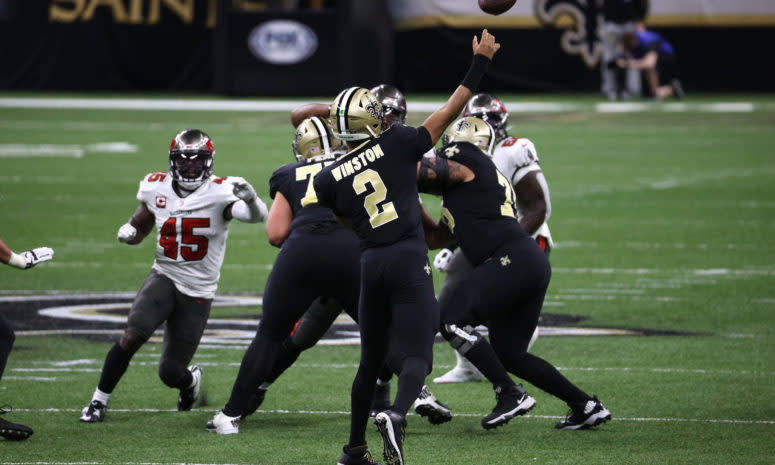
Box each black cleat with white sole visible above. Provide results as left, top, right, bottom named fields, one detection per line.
left=413, top=385, right=452, bottom=425
left=555, top=396, right=611, bottom=430
left=374, top=410, right=406, bottom=465
left=481, top=384, right=536, bottom=430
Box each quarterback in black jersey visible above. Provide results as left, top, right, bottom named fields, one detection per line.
left=205, top=117, right=362, bottom=434
left=308, top=29, right=501, bottom=465
left=418, top=117, right=612, bottom=432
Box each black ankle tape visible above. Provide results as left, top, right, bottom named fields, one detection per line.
left=460, top=54, right=491, bottom=91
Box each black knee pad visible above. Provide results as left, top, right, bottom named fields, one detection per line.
left=441, top=324, right=482, bottom=356
left=158, top=359, right=185, bottom=388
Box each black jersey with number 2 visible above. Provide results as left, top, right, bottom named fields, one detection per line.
left=437, top=141, right=529, bottom=265
left=311, top=125, right=433, bottom=250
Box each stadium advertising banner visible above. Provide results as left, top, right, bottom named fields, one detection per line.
left=0, top=0, right=215, bottom=91
left=389, top=0, right=775, bottom=92
left=213, top=3, right=344, bottom=95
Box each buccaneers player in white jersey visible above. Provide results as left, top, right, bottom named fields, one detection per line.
left=433, top=94, right=553, bottom=385
left=79, top=129, right=268, bottom=423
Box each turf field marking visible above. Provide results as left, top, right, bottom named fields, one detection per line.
left=2, top=376, right=57, bottom=381
left=0, top=142, right=138, bottom=158
left=10, top=408, right=775, bottom=425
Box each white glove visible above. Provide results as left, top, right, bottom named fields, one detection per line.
left=232, top=180, right=257, bottom=202
left=433, top=248, right=454, bottom=272
left=117, top=223, right=137, bottom=243
left=9, top=247, right=54, bottom=269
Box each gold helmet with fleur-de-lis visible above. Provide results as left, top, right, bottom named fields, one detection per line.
left=292, top=116, right=345, bottom=162
left=442, top=116, right=496, bottom=156
left=330, top=87, right=383, bottom=141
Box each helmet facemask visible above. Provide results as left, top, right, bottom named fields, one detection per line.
left=169, top=129, right=215, bottom=191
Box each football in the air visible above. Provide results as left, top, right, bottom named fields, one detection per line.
left=478, top=0, right=517, bottom=15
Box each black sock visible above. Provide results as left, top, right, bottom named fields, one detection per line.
left=464, top=340, right=515, bottom=389
left=97, top=343, right=134, bottom=393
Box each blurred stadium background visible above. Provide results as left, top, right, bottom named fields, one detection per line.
left=1, top=1, right=774, bottom=464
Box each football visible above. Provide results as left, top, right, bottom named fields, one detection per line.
left=478, top=0, right=517, bottom=15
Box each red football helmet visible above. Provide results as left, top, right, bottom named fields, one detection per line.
left=463, top=94, right=509, bottom=141
left=169, top=129, right=215, bottom=191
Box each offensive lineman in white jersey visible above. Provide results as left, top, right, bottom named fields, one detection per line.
left=433, top=94, right=553, bottom=384
left=80, top=129, right=268, bottom=423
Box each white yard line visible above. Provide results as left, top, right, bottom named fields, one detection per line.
left=11, top=362, right=773, bottom=377
left=9, top=407, right=775, bottom=425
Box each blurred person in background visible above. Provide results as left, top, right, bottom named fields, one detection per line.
left=0, top=237, right=54, bottom=439
left=617, top=22, right=684, bottom=100
left=601, top=0, right=649, bottom=100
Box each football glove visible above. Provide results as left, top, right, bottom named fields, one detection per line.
left=433, top=248, right=454, bottom=273
left=8, top=247, right=55, bottom=269
left=232, top=180, right=257, bottom=202
left=117, top=223, right=137, bottom=243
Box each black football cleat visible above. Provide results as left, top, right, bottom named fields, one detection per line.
left=413, top=385, right=452, bottom=425
left=0, top=409, right=33, bottom=440
left=79, top=400, right=106, bottom=423
left=178, top=365, right=201, bottom=411
left=374, top=410, right=406, bottom=465
left=481, top=384, right=536, bottom=430
left=337, top=444, right=383, bottom=465
left=555, top=396, right=611, bottom=430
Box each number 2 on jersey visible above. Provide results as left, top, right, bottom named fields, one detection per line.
left=353, top=169, right=398, bottom=228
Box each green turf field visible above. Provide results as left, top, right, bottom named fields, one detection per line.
left=1, top=95, right=774, bottom=464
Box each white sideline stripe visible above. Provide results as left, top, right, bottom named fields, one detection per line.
left=3, top=376, right=57, bottom=381
left=0, top=97, right=761, bottom=114
left=11, top=408, right=775, bottom=425
left=3, top=463, right=254, bottom=465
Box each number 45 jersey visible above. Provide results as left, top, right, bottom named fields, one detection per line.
left=137, top=172, right=242, bottom=299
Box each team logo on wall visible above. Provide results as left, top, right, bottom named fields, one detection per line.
left=248, top=20, right=318, bottom=65
left=535, top=0, right=603, bottom=68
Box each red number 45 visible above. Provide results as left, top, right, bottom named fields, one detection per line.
left=158, top=218, right=210, bottom=260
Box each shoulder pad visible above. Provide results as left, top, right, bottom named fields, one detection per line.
left=495, top=137, right=539, bottom=167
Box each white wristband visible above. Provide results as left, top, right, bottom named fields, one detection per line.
left=8, top=252, right=26, bottom=269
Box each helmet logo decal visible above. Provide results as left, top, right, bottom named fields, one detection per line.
left=364, top=100, right=381, bottom=121
left=455, top=119, right=471, bottom=131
